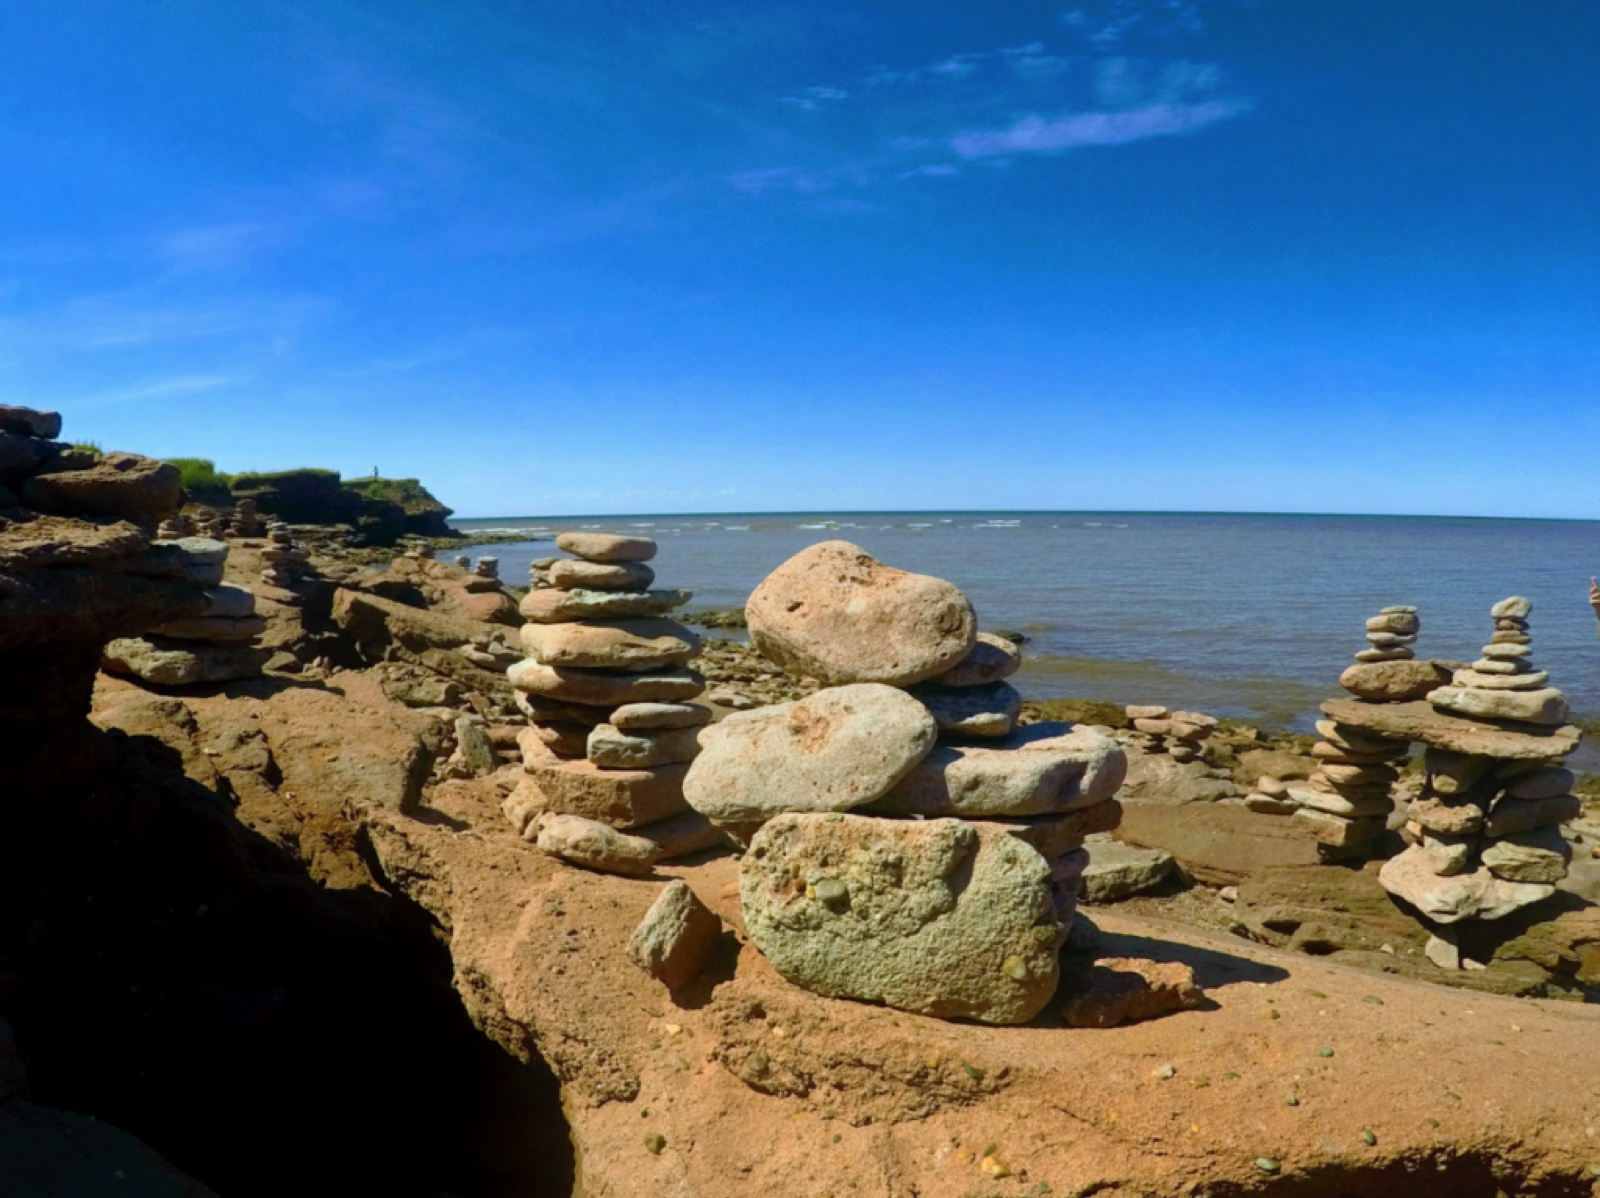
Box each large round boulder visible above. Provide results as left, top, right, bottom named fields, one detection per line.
left=744, top=541, right=975, bottom=686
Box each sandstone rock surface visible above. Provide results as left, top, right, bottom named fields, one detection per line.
left=1058, top=957, right=1205, bottom=1028
left=931, top=632, right=1021, bottom=687
left=1339, top=659, right=1451, bottom=701
left=740, top=813, right=1060, bottom=1023
left=745, top=541, right=975, bottom=686
left=1380, top=845, right=1555, bottom=923
left=534, top=812, right=660, bottom=876
left=869, top=723, right=1126, bottom=818
left=1321, top=698, right=1580, bottom=760
left=507, top=660, right=706, bottom=706
left=519, top=588, right=691, bottom=624
left=684, top=684, right=936, bottom=823
left=101, top=637, right=270, bottom=687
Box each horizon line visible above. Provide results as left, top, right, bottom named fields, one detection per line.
left=448, top=507, right=1600, bottom=525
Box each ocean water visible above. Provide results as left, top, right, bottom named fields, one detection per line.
left=453, top=512, right=1600, bottom=739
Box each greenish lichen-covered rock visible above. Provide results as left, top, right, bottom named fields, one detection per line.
left=740, top=812, right=1061, bottom=1024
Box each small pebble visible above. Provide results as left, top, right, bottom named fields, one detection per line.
left=750, top=1052, right=769, bottom=1073
left=1002, top=955, right=1031, bottom=981
left=1254, top=1157, right=1281, bottom=1175
left=644, top=1133, right=666, bottom=1155
left=1362, top=995, right=1383, bottom=1005
left=962, top=1062, right=985, bottom=1081
left=1155, top=1063, right=1177, bottom=1080
left=1319, top=1047, right=1335, bottom=1058
left=1285, top=1094, right=1299, bottom=1107
left=1361, top=1128, right=1377, bottom=1146
left=1266, top=1008, right=1281, bottom=1021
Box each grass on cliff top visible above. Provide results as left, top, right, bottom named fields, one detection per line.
left=230, top=467, right=342, bottom=490
left=344, top=476, right=440, bottom=508
left=170, top=457, right=234, bottom=501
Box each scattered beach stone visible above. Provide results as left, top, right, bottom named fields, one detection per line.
left=547, top=558, right=657, bottom=591
left=555, top=531, right=658, bottom=562
left=1429, top=685, right=1571, bottom=726
left=932, top=632, right=1022, bottom=687
left=1481, top=824, right=1573, bottom=884
left=1079, top=838, right=1173, bottom=902
left=587, top=723, right=703, bottom=769
left=906, top=680, right=1021, bottom=738
left=508, top=660, right=706, bottom=706
left=454, top=717, right=498, bottom=776
left=519, top=588, right=692, bottom=624
left=1425, top=933, right=1461, bottom=970
left=744, top=540, right=976, bottom=687
left=869, top=722, right=1126, bottom=818
left=534, top=812, right=660, bottom=876
left=1292, top=808, right=1385, bottom=847
left=1339, top=660, right=1451, bottom=701
left=627, top=879, right=724, bottom=988
left=610, top=702, right=713, bottom=731
left=1058, top=958, right=1205, bottom=1029
left=519, top=617, right=701, bottom=669
left=1379, top=845, right=1555, bottom=922
left=740, top=813, right=1061, bottom=1024
left=683, top=684, right=937, bottom=824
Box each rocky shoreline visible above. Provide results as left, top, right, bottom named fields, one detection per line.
left=5, top=411, right=1600, bottom=1197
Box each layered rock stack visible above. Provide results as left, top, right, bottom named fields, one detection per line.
left=1125, top=705, right=1217, bottom=763
left=155, top=513, right=195, bottom=541
left=227, top=497, right=262, bottom=538
left=258, top=520, right=307, bottom=603
left=682, top=540, right=1127, bottom=1025
left=1303, top=597, right=1584, bottom=968
left=103, top=571, right=270, bottom=688
left=195, top=512, right=226, bottom=540
left=502, top=532, right=721, bottom=873
left=474, top=556, right=499, bottom=581
left=0, top=404, right=220, bottom=805
left=1335, top=605, right=1450, bottom=702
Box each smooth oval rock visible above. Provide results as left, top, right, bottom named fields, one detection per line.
left=682, top=684, right=936, bottom=824
left=507, top=660, right=705, bottom=706
left=1339, top=660, right=1451, bottom=701
left=610, top=702, right=713, bottom=731
left=556, top=531, right=658, bottom=562
left=931, top=632, right=1022, bottom=687
left=745, top=540, right=975, bottom=686
left=1491, top=596, right=1532, bottom=620
left=868, top=722, right=1127, bottom=819
left=740, top=813, right=1061, bottom=1024
left=519, top=617, right=700, bottom=669
left=1481, top=824, right=1572, bottom=884
left=534, top=812, right=660, bottom=876
left=547, top=559, right=656, bottom=591
left=1451, top=668, right=1549, bottom=691
left=1429, top=685, right=1570, bottom=726
left=587, top=723, right=704, bottom=769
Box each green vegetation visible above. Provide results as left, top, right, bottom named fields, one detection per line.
left=169, top=457, right=234, bottom=501
left=1021, top=698, right=1130, bottom=728
left=344, top=476, right=434, bottom=507
left=229, top=467, right=341, bottom=490
left=69, top=441, right=103, bottom=456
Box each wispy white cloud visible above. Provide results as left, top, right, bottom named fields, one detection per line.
left=951, top=98, right=1248, bottom=158
left=157, top=221, right=284, bottom=274
left=71, top=373, right=248, bottom=409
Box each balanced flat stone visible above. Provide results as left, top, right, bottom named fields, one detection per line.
left=1366, top=611, right=1420, bottom=635
left=1491, top=596, right=1532, bottom=620
left=969, top=800, right=1125, bottom=860
left=1291, top=809, right=1385, bottom=847
left=1480, top=642, right=1532, bottom=660
left=1468, top=658, right=1528, bottom=675
left=683, top=683, right=937, bottom=824
left=1315, top=720, right=1409, bottom=755
left=1321, top=698, right=1580, bottom=760
left=1484, top=793, right=1582, bottom=838
left=1408, top=793, right=1489, bottom=836
left=546, top=559, right=656, bottom=591
left=101, top=638, right=268, bottom=686
left=0, top=404, right=62, bottom=438
left=931, top=632, right=1022, bottom=687
left=200, top=584, right=256, bottom=618
left=587, top=723, right=703, bottom=769
left=1354, top=648, right=1413, bottom=663
left=555, top=531, right=658, bottom=562
left=1078, top=838, right=1174, bottom=903
left=521, top=722, right=590, bottom=759
left=740, top=813, right=1061, bottom=1024
left=1450, top=668, right=1549, bottom=691
left=516, top=740, right=691, bottom=828
left=1320, top=762, right=1398, bottom=787
left=1481, top=825, right=1571, bottom=884
left=627, top=879, right=723, bottom=988
left=514, top=693, right=611, bottom=727
left=1339, top=660, right=1451, bottom=701
left=1429, top=685, right=1570, bottom=726
left=1285, top=787, right=1393, bottom=818
left=519, top=587, right=691, bottom=624
left=519, top=617, right=700, bottom=669
left=534, top=812, right=660, bottom=876
left=744, top=540, right=975, bottom=687
left=1379, top=845, right=1554, bottom=923
left=1422, top=748, right=1492, bottom=795
left=507, top=659, right=705, bottom=706
left=868, top=722, right=1126, bottom=819
left=610, top=702, right=713, bottom=731
left=906, top=680, right=1021, bottom=738
left=1310, top=740, right=1407, bottom=765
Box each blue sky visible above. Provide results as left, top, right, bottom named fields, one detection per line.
left=2, top=0, right=1597, bottom=518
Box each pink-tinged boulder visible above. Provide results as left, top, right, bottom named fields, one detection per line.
left=745, top=541, right=975, bottom=686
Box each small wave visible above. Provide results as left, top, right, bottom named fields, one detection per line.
left=908, top=523, right=933, bottom=529
left=798, top=522, right=837, bottom=530
left=725, top=525, right=750, bottom=531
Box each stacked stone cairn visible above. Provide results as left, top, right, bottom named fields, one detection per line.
left=1295, top=596, right=1585, bottom=969
left=155, top=513, right=196, bottom=541
left=1124, top=705, right=1217, bottom=763
left=501, top=532, right=725, bottom=877
left=1280, top=606, right=1422, bottom=857
left=676, top=540, right=1128, bottom=1025
left=474, top=556, right=499, bottom=581
left=258, top=520, right=307, bottom=602
left=195, top=511, right=226, bottom=540
left=105, top=569, right=270, bottom=688
left=227, top=497, right=263, bottom=538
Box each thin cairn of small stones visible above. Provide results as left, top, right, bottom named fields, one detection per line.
left=259, top=520, right=307, bottom=596
left=155, top=513, right=196, bottom=541
left=455, top=555, right=471, bottom=568
left=474, top=556, right=499, bottom=581
left=1124, top=705, right=1217, bottom=763
left=227, top=496, right=263, bottom=538
left=1282, top=607, right=1416, bottom=856
left=502, top=532, right=718, bottom=873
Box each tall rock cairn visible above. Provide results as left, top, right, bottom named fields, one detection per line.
left=227, top=496, right=263, bottom=538
left=678, top=540, right=1127, bottom=1025
left=258, top=520, right=308, bottom=603
left=1317, top=596, right=1587, bottom=969
left=502, top=532, right=723, bottom=871
left=1283, top=606, right=1419, bottom=855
